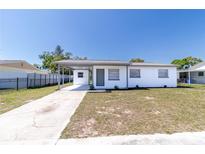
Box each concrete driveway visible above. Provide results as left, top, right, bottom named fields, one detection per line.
left=0, top=85, right=88, bottom=145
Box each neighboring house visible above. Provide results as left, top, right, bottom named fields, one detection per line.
left=0, top=60, right=48, bottom=79
left=0, top=60, right=49, bottom=89
left=55, top=59, right=177, bottom=89
left=177, top=62, right=205, bottom=84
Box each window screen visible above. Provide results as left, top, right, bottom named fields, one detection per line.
left=78, top=72, right=83, bottom=78
left=158, top=69, right=169, bottom=78
left=130, top=69, right=140, bottom=78
left=108, top=69, right=120, bottom=80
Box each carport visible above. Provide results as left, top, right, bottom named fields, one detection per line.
left=55, top=60, right=94, bottom=89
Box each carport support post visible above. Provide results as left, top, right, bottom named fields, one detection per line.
left=188, top=71, right=191, bottom=84
left=69, top=69, right=71, bottom=83
left=62, top=66, right=64, bottom=85
left=58, top=64, right=61, bottom=90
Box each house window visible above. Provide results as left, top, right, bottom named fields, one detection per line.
left=78, top=72, right=83, bottom=78
left=198, top=72, right=204, bottom=76
left=158, top=69, right=169, bottom=78
left=130, top=69, right=140, bottom=78
left=108, top=69, right=120, bottom=80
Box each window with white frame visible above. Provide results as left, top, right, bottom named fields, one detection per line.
left=78, top=72, right=83, bottom=78
left=158, top=69, right=169, bottom=78
left=108, top=69, right=120, bottom=80
left=130, top=69, right=140, bottom=78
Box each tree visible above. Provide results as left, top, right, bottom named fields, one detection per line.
left=73, top=56, right=87, bottom=60
left=33, top=64, right=41, bottom=69
left=171, top=56, right=203, bottom=69
left=129, top=58, right=144, bottom=63
left=39, top=45, right=87, bottom=73
left=39, top=45, right=72, bottom=73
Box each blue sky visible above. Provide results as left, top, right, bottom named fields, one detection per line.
left=0, top=10, right=205, bottom=64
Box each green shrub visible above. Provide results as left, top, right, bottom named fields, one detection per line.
left=89, top=84, right=95, bottom=90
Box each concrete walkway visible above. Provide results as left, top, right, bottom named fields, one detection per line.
left=57, top=132, right=205, bottom=145
left=0, top=85, right=88, bottom=145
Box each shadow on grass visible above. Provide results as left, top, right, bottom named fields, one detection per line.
left=88, top=85, right=199, bottom=93
left=177, top=86, right=194, bottom=88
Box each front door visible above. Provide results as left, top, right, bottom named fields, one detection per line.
left=96, top=69, right=104, bottom=86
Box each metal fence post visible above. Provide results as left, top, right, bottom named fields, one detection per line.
left=34, top=73, right=36, bottom=88
left=27, top=75, right=29, bottom=89
left=45, top=74, right=46, bottom=86
left=48, top=74, right=50, bottom=86
left=40, top=74, right=41, bottom=87
left=53, top=74, right=55, bottom=85
left=16, top=77, right=19, bottom=91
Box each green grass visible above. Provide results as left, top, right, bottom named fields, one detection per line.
left=61, top=84, right=205, bottom=138
left=0, top=83, right=72, bottom=114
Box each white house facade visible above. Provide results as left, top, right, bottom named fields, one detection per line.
left=73, top=69, right=89, bottom=85
left=55, top=60, right=177, bottom=89
left=127, top=65, right=177, bottom=88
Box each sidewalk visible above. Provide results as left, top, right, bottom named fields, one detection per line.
left=57, top=131, right=205, bottom=145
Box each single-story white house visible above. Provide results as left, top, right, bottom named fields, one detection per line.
left=177, top=62, right=205, bottom=84
left=55, top=59, right=177, bottom=89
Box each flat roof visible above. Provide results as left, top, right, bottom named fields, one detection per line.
left=130, top=62, right=176, bottom=67
left=55, top=59, right=130, bottom=66
left=55, top=59, right=176, bottom=67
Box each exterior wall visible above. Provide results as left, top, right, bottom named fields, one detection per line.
left=73, top=70, right=89, bottom=85
left=93, top=65, right=177, bottom=89
left=0, top=67, right=27, bottom=89
left=190, top=71, right=205, bottom=84
left=0, top=66, right=27, bottom=78
left=128, top=66, right=177, bottom=87
left=177, top=72, right=180, bottom=79
left=93, top=65, right=127, bottom=89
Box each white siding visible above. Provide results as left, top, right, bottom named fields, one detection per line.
left=0, top=67, right=28, bottom=89
left=0, top=67, right=27, bottom=78
left=92, top=65, right=177, bottom=89
left=128, top=66, right=177, bottom=88
left=73, top=70, right=89, bottom=85
left=93, top=65, right=127, bottom=89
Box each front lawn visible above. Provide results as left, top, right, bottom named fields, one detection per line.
left=61, top=84, right=205, bottom=138
left=0, top=83, right=72, bottom=114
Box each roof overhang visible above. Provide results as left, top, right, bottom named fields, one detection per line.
left=130, top=63, right=176, bottom=67
left=54, top=60, right=130, bottom=69
left=55, top=60, right=176, bottom=68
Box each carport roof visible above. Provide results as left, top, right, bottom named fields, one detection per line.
left=55, top=59, right=130, bottom=66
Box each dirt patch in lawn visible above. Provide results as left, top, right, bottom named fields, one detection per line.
left=61, top=85, right=205, bottom=138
